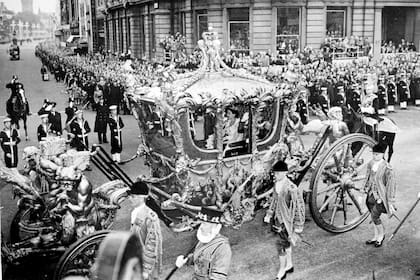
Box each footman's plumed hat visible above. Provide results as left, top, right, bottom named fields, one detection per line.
left=372, top=143, right=387, bottom=154
left=197, top=207, right=223, bottom=224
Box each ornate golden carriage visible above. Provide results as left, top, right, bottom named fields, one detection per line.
left=128, top=30, right=376, bottom=233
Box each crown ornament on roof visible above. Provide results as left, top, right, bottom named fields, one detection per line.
left=197, top=26, right=223, bottom=72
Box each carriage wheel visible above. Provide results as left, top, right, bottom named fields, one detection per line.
left=53, top=230, right=110, bottom=280
left=10, top=208, right=53, bottom=243
left=94, top=232, right=143, bottom=280
left=309, top=133, right=376, bottom=233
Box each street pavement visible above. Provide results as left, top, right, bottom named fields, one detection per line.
left=1, top=43, right=420, bottom=280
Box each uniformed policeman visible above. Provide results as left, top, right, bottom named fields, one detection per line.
left=108, top=105, right=124, bottom=163
left=397, top=72, right=409, bottom=109
left=37, top=113, right=50, bottom=142
left=0, top=117, right=20, bottom=168
left=386, top=75, right=397, bottom=112
left=377, top=76, right=387, bottom=115
left=175, top=207, right=232, bottom=280
left=69, top=110, right=91, bottom=151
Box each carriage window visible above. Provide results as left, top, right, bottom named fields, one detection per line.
left=191, top=105, right=216, bottom=150
left=256, top=102, right=275, bottom=142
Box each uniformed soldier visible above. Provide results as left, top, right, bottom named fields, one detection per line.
left=94, top=98, right=109, bottom=144
left=37, top=113, right=50, bottom=142
left=175, top=207, right=232, bottom=280
left=129, top=181, right=162, bottom=280
left=377, top=76, right=387, bottom=115
left=0, top=117, right=20, bottom=168
left=264, top=160, right=305, bottom=280
left=397, top=72, right=410, bottom=109
left=108, top=105, right=124, bottom=163
left=411, top=70, right=420, bottom=106
left=318, top=87, right=330, bottom=116
left=386, top=75, right=397, bottom=112
left=347, top=82, right=362, bottom=113
left=69, top=110, right=91, bottom=151
left=331, top=86, right=346, bottom=107
left=48, top=102, right=62, bottom=136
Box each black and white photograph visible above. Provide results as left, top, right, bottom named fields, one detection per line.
left=1, top=0, right=420, bottom=279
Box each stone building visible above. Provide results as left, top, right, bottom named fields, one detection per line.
left=99, top=0, right=420, bottom=59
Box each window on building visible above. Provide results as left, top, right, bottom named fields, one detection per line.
left=196, top=10, right=208, bottom=40
left=112, top=17, right=117, bottom=51
left=326, top=8, right=346, bottom=38
left=174, top=11, right=186, bottom=35
left=140, top=15, right=146, bottom=55
left=228, top=8, right=250, bottom=53
left=276, top=7, right=300, bottom=54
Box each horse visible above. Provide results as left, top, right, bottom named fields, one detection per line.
left=345, top=106, right=398, bottom=162
left=6, top=92, right=30, bottom=140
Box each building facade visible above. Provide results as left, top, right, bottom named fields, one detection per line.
left=100, top=0, right=420, bottom=59
left=21, top=0, right=33, bottom=14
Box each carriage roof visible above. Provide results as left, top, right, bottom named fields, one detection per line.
left=129, top=30, right=277, bottom=109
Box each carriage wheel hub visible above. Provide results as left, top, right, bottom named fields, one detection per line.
left=341, top=174, right=354, bottom=188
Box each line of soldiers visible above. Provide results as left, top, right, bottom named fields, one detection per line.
left=310, top=71, right=417, bottom=117
left=35, top=99, right=124, bottom=163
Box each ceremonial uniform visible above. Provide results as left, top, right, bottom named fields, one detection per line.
left=0, top=126, right=20, bottom=168
left=296, top=98, right=308, bottom=125
left=192, top=234, right=231, bottom=280
left=65, top=104, right=77, bottom=124
left=69, top=118, right=91, bottom=151
left=317, top=88, right=330, bottom=116
left=397, top=76, right=409, bottom=109
left=411, top=75, right=420, bottom=106
left=347, top=86, right=362, bottom=113
left=264, top=161, right=305, bottom=280
left=386, top=78, right=397, bottom=112
left=131, top=204, right=163, bottom=280
left=37, top=123, right=49, bottom=141
left=377, top=82, right=387, bottom=115
left=94, top=103, right=109, bottom=143
left=108, top=114, right=124, bottom=162
left=364, top=143, right=396, bottom=248
left=48, top=111, right=62, bottom=136
left=365, top=159, right=396, bottom=225
left=130, top=181, right=163, bottom=280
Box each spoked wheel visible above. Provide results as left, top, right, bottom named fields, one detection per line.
left=10, top=208, right=53, bottom=243
left=309, top=133, right=376, bottom=233
left=94, top=232, right=143, bottom=280
left=53, top=230, right=110, bottom=280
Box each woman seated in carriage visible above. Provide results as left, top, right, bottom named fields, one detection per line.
left=223, top=106, right=244, bottom=145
